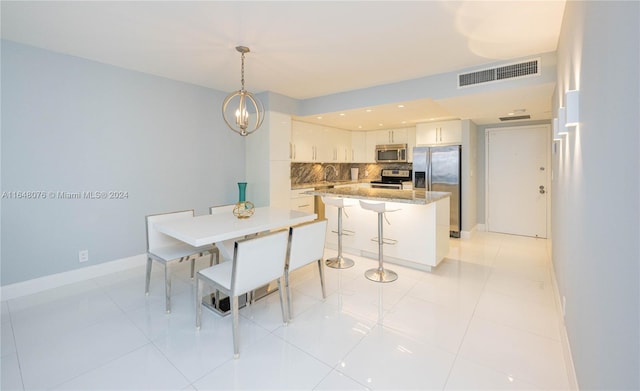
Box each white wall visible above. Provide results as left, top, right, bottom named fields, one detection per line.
left=553, top=2, right=639, bottom=389
left=461, top=119, right=477, bottom=234
left=1, top=41, right=245, bottom=285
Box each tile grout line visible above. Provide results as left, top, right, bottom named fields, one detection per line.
left=441, top=237, right=499, bottom=390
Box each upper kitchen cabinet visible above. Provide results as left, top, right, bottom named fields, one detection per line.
left=291, top=120, right=316, bottom=161
left=291, top=120, right=352, bottom=162
left=370, top=128, right=409, bottom=145
left=270, top=111, right=292, bottom=161
left=351, top=131, right=368, bottom=162
left=416, top=120, right=462, bottom=146
left=334, top=128, right=352, bottom=162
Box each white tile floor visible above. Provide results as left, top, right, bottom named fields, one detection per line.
left=1, top=232, right=571, bottom=390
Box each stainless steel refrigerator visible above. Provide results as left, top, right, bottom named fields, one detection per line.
left=413, top=145, right=461, bottom=238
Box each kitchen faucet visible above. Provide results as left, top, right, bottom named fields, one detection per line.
left=324, top=165, right=338, bottom=181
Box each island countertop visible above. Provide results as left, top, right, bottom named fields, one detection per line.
left=307, top=186, right=450, bottom=205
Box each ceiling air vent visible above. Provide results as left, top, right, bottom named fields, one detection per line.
left=499, top=115, right=531, bottom=121
left=458, top=59, right=540, bottom=88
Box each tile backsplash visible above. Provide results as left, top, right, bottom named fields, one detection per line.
left=291, top=162, right=412, bottom=186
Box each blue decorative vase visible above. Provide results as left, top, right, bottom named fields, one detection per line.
left=233, top=182, right=254, bottom=219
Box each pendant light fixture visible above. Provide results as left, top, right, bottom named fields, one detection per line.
left=222, top=46, right=264, bottom=136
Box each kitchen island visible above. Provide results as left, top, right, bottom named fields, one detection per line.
left=308, top=186, right=450, bottom=271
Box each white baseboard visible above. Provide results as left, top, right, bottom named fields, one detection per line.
left=1, top=254, right=147, bottom=301
left=549, top=263, right=580, bottom=390
left=459, top=223, right=482, bottom=239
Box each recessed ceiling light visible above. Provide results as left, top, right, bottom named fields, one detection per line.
left=358, top=125, right=363, bottom=129
left=339, top=113, right=346, bottom=116
left=401, top=120, right=407, bottom=124
left=397, top=104, right=405, bottom=108
left=365, top=109, right=373, bottom=113
left=378, top=123, right=383, bottom=127
left=316, top=116, right=323, bottom=120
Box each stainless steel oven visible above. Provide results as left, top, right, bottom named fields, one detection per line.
left=370, top=169, right=412, bottom=190
left=375, top=144, right=407, bottom=163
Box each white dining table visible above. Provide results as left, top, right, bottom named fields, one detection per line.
left=153, top=206, right=317, bottom=315
left=153, top=206, right=317, bottom=247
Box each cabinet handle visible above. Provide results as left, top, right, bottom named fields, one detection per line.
left=289, top=143, right=292, bottom=159
left=299, top=204, right=310, bottom=208
left=293, top=144, right=296, bottom=159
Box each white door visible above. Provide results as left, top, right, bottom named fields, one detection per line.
left=486, top=125, right=550, bottom=238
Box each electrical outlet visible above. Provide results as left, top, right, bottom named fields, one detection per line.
left=79, top=250, right=89, bottom=263
left=562, top=295, right=566, bottom=317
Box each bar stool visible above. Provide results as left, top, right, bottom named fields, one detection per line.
left=359, top=200, right=399, bottom=283
left=322, top=196, right=355, bottom=269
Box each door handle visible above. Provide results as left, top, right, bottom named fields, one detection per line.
left=539, top=185, right=546, bottom=194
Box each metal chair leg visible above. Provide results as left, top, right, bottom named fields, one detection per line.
left=232, top=295, right=240, bottom=359
left=277, top=277, right=288, bottom=325
left=196, top=277, right=203, bottom=329
left=145, top=257, right=152, bottom=295
left=164, top=264, right=172, bottom=313
left=284, top=269, right=293, bottom=321
left=317, top=259, right=327, bottom=299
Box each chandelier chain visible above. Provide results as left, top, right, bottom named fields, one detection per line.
left=240, top=52, right=245, bottom=91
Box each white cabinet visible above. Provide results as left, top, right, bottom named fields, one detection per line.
left=290, top=188, right=314, bottom=214
left=407, top=126, right=416, bottom=162
left=291, top=121, right=316, bottom=161
left=329, top=128, right=351, bottom=162
left=245, top=110, right=291, bottom=209
left=337, top=129, right=352, bottom=162
left=351, top=131, right=367, bottom=162
left=416, top=120, right=462, bottom=145
left=371, top=128, right=408, bottom=144
left=323, top=197, right=450, bottom=270
left=291, top=121, right=352, bottom=162
left=364, top=132, right=378, bottom=163
left=270, top=112, right=292, bottom=161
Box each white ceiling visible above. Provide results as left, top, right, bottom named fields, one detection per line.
left=1, top=1, right=566, bottom=129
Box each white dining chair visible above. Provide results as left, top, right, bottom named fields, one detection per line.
left=285, top=219, right=328, bottom=321
left=209, top=204, right=237, bottom=262
left=145, top=210, right=214, bottom=313
left=196, top=229, right=289, bottom=358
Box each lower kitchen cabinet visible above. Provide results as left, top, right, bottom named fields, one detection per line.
left=290, top=188, right=315, bottom=213
left=324, top=196, right=450, bottom=271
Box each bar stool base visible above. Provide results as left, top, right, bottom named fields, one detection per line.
left=365, top=268, right=398, bottom=283
left=326, top=256, right=355, bottom=269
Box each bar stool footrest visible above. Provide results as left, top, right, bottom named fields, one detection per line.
left=370, top=237, right=398, bottom=245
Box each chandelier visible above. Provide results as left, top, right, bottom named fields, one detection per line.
left=222, top=46, right=264, bottom=136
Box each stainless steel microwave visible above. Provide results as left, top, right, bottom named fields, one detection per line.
left=375, top=144, right=407, bottom=163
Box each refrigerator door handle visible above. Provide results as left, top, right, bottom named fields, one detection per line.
left=427, top=148, right=432, bottom=191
